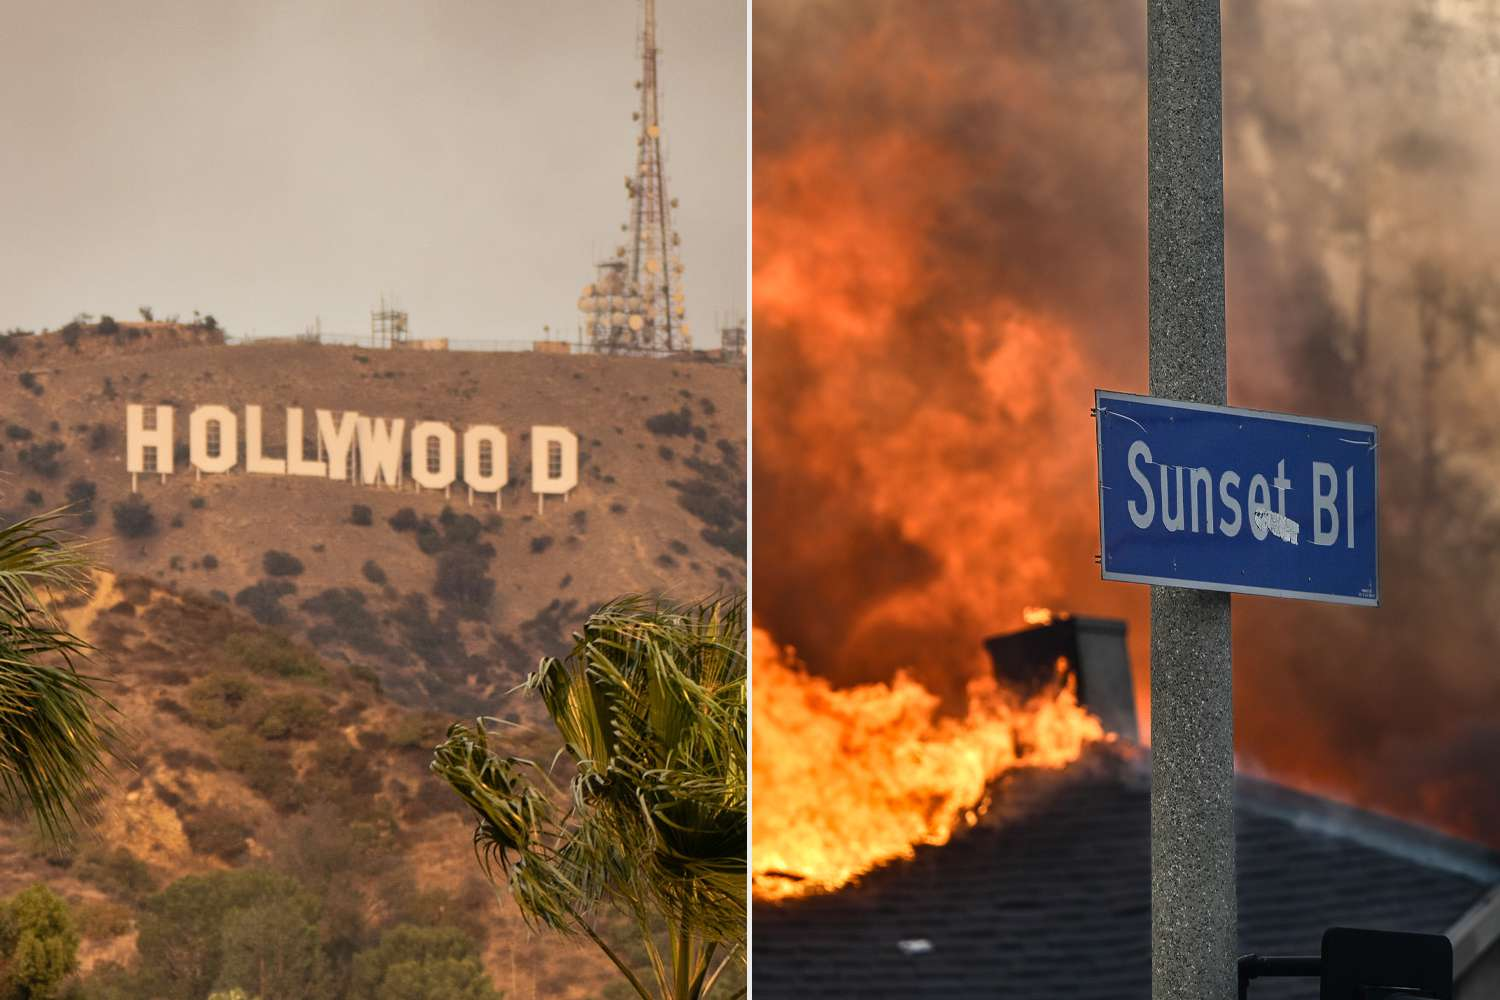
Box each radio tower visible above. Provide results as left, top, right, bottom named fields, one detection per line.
left=578, top=0, right=689, bottom=355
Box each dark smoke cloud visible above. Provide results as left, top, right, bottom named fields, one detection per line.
left=754, top=0, right=1500, bottom=845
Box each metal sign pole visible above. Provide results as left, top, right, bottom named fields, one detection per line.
left=1147, top=2, right=1235, bottom=999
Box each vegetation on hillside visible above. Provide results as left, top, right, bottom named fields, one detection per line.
left=0, top=576, right=513, bottom=1000
left=433, top=595, right=747, bottom=1000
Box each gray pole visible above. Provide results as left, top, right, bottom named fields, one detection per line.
left=1146, top=3, right=1235, bottom=1000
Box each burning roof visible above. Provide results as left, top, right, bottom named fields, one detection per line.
left=752, top=748, right=1500, bottom=1000
left=752, top=626, right=1107, bottom=899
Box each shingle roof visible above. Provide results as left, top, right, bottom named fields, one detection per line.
left=752, top=749, right=1499, bottom=1000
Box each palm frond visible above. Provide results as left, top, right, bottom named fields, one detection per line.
left=432, top=592, right=747, bottom=997
left=0, top=509, right=115, bottom=840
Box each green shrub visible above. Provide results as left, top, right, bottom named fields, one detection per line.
left=181, top=804, right=253, bottom=861
left=432, top=551, right=494, bottom=618
left=224, top=631, right=325, bottom=683
left=350, top=504, right=373, bottom=526
left=232, top=580, right=296, bottom=626
left=389, top=596, right=471, bottom=679
left=18, top=440, right=64, bottom=478
left=301, top=733, right=383, bottom=817
left=112, top=495, right=157, bottom=538
left=185, top=674, right=261, bottom=729
left=349, top=663, right=383, bottom=694
left=76, top=847, right=155, bottom=902
left=136, top=870, right=315, bottom=1000
left=645, top=406, right=693, bottom=436
left=217, top=897, right=324, bottom=998
left=361, top=560, right=387, bottom=585
left=212, top=728, right=300, bottom=811
left=350, top=925, right=500, bottom=1000
left=415, top=523, right=444, bottom=555
left=383, top=713, right=447, bottom=752
left=262, top=549, right=304, bottom=577
left=73, top=898, right=133, bottom=940
left=0, top=884, right=79, bottom=999
left=255, top=692, right=326, bottom=741
left=439, top=509, right=482, bottom=547
left=64, top=479, right=96, bottom=526
left=302, top=588, right=389, bottom=658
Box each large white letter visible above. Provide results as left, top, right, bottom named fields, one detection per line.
left=1274, top=459, right=1292, bottom=516
left=531, top=426, right=579, bottom=495
left=1346, top=466, right=1355, bottom=550
left=1127, top=440, right=1154, bottom=529
left=316, top=409, right=359, bottom=481
left=1248, top=475, right=1271, bottom=540
left=1159, top=464, right=1185, bottom=532
left=1189, top=467, right=1214, bottom=535
left=189, top=405, right=237, bottom=474
left=1313, top=461, right=1339, bottom=546
left=245, top=405, right=285, bottom=475
left=463, top=425, right=508, bottom=493
left=126, top=404, right=175, bottom=475
left=411, top=421, right=457, bottom=490
left=286, top=408, right=327, bottom=478
left=357, top=416, right=406, bottom=486
left=1217, top=470, right=1242, bottom=537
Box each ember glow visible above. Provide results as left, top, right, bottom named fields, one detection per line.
left=1022, top=606, right=1064, bottom=627
left=751, top=629, right=1106, bottom=899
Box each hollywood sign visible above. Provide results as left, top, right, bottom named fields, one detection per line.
left=124, top=404, right=577, bottom=510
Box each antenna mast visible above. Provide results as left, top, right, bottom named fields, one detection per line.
left=579, top=0, right=690, bottom=355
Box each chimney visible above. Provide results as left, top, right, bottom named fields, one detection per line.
left=982, top=617, right=1139, bottom=743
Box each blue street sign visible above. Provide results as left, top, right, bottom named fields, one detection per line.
left=1095, top=390, right=1378, bottom=606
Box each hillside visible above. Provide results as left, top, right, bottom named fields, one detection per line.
left=0, top=330, right=746, bottom=998
left=0, top=573, right=630, bottom=997
left=0, top=335, right=747, bottom=719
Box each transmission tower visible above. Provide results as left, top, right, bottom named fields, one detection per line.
left=579, top=0, right=689, bottom=355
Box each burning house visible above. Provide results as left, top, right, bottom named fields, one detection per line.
left=752, top=619, right=1500, bottom=999
left=752, top=2, right=1500, bottom=996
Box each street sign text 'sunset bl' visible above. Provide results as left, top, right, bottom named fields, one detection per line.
left=1094, top=390, right=1378, bottom=606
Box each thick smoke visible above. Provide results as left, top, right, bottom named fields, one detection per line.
left=754, top=0, right=1500, bottom=845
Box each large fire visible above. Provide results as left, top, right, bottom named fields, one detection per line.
left=751, top=627, right=1107, bottom=900
left=752, top=0, right=1500, bottom=859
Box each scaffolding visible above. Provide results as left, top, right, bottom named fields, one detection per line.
left=371, top=295, right=409, bottom=349
left=720, top=322, right=746, bottom=363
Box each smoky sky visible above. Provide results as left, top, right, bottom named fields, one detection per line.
left=0, top=0, right=745, bottom=345
left=752, top=0, right=1500, bottom=846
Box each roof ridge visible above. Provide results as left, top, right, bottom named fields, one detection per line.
left=1233, top=772, right=1500, bottom=884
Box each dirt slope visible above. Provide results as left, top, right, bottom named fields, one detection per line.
left=1, top=335, right=747, bottom=719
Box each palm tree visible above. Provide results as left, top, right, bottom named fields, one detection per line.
left=0, top=509, right=113, bottom=838
left=432, top=594, right=747, bottom=1000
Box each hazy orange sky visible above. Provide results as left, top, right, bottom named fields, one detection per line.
left=0, top=0, right=745, bottom=346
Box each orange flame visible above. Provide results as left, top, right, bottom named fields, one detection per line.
left=751, top=627, right=1106, bottom=899
left=1022, top=606, right=1066, bottom=627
